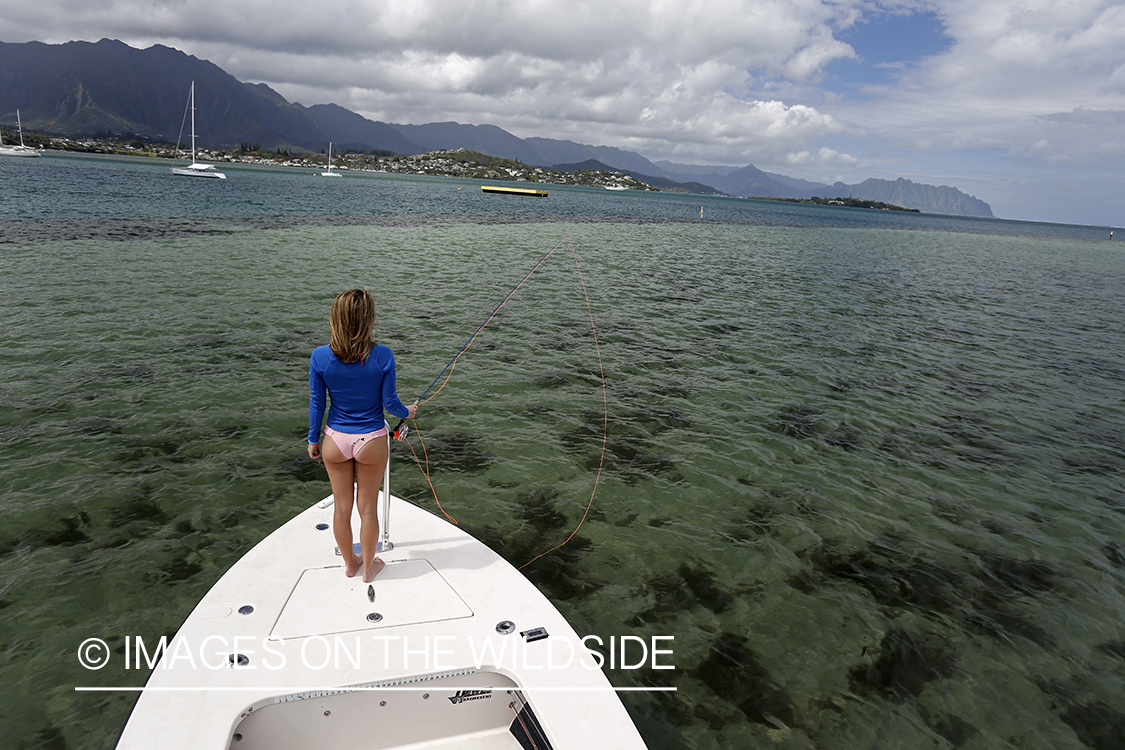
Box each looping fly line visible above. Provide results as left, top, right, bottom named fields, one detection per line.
left=398, top=236, right=607, bottom=569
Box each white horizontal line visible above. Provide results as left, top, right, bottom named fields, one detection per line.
left=75, top=686, right=675, bottom=692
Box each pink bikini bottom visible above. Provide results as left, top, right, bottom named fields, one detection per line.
left=324, top=426, right=388, bottom=460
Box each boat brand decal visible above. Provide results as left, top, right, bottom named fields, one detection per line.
left=448, top=689, right=492, bottom=705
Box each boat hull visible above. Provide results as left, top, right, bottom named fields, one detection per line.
left=0, top=146, right=40, bottom=157
left=481, top=185, right=548, bottom=197
left=114, top=494, right=648, bottom=749
left=172, top=166, right=227, bottom=178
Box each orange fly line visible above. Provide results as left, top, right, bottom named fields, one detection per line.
left=399, top=236, right=608, bottom=569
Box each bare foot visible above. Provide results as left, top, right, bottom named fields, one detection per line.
left=362, top=557, right=385, bottom=583
left=345, top=553, right=362, bottom=578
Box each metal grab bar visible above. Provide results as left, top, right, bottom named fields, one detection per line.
left=377, top=432, right=393, bottom=552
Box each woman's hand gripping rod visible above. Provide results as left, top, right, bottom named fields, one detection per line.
left=392, top=400, right=420, bottom=441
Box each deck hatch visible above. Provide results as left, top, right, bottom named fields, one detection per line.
left=270, top=559, right=472, bottom=639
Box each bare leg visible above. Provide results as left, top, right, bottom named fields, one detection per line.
left=354, top=435, right=389, bottom=582
left=323, top=437, right=362, bottom=577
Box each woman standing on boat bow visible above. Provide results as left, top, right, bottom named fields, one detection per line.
left=307, top=289, right=418, bottom=582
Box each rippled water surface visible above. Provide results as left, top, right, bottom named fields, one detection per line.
left=2, top=153, right=1124, bottom=750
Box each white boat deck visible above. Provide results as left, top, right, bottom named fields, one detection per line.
left=115, top=494, right=647, bottom=749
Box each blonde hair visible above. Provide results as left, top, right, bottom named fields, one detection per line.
left=329, top=289, right=375, bottom=363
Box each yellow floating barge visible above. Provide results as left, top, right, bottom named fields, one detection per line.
left=481, top=185, right=549, bottom=197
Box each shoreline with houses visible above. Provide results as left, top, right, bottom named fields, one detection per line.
left=18, top=130, right=661, bottom=191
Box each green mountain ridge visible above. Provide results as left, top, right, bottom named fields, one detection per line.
left=0, top=39, right=328, bottom=148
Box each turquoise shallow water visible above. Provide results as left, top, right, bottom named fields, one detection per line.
left=2, top=153, right=1124, bottom=749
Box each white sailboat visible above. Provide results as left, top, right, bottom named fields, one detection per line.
left=113, top=444, right=650, bottom=749
left=0, top=109, right=40, bottom=157
left=171, top=82, right=226, bottom=179
left=321, top=142, right=341, bottom=177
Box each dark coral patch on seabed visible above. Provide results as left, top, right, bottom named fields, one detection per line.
left=799, top=538, right=1060, bottom=646
left=726, top=504, right=781, bottom=541
left=558, top=409, right=680, bottom=484
left=415, top=430, right=494, bottom=473
left=1094, top=641, right=1125, bottom=661
left=1060, top=702, right=1125, bottom=750
left=927, top=711, right=982, bottom=747
left=689, top=632, right=798, bottom=730
left=1104, top=541, right=1125, bottom=568
left=849, top=628, right=957, bottom=702
left=1038, top=679, right=1125, bottom=750
left=767, top=403, right=824, bottom=439
left=516, top=487, right=570, bottom=532
left=627, top=561, right=738, bottom=625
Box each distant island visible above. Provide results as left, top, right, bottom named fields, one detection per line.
left=752, top=196, right=920, bottom=212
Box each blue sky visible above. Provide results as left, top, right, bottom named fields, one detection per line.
left=829, top=12, right=952, bottom=95
left=2, top=0, right=1123, bottom=226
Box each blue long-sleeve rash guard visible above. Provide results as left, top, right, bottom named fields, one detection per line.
left=308, top=344, right=410, bottom=444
